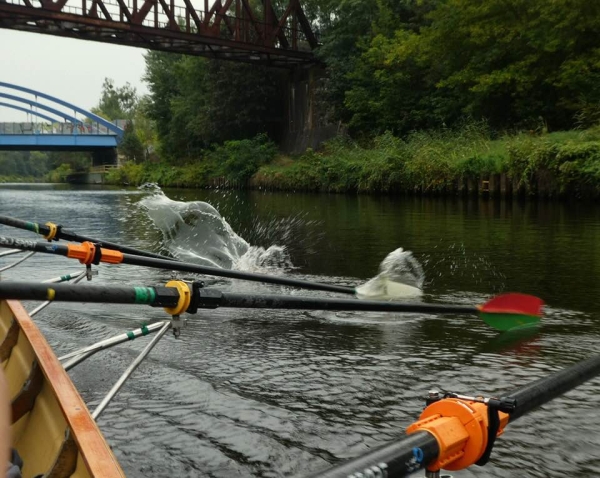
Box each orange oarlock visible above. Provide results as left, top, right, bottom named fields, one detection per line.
left=406, top=398, right=509, bottom=472
left=66, top=242, right=124, bottom=265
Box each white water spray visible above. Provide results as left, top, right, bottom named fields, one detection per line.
left=139, top=187, right=293, bottom=272
left=356, top=248, right=424, bottom=299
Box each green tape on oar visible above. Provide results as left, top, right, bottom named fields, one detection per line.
left=25, top=222, right=39, bottom=233
left=133, top=287, right=156, bottom=304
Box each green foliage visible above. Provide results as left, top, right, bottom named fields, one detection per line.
left=104, top=122, right=600, bottom=198
left=252, top=127, right=600, bottom=197
left=0, top=151, right=52, bottom=177
left=211, top=134, right=278, bottom=182
left=46, top=163, right=73, bottom=183
left=119, top=122, right=145, bottom=162
left=91, top=78, right=138, bottom=120
left=506, top=129, right=600, bottom=195
left=314, top=0, right=380, bottom=123
left=144, top=52, right=283, bottom=161
left=0, top=151, right=92, bottom=181
left=106, top=135, right=278, bottom=187
left=317, top=0, right=600, bottom=134
left=106, top=162, right=144, bottom=185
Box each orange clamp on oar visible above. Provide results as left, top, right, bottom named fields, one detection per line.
left=406, top=395, right=511, bottom=472
left=66, top=242, right=124, bottom=265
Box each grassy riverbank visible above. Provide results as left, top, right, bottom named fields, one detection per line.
left=0, top=175, right=44, bottom=184
left=106, top=126, right=600, bottom=198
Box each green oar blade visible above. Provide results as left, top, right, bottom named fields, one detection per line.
left=480, top=312, right=541, bottom=331
left=479, top=293, right=544, bottom=331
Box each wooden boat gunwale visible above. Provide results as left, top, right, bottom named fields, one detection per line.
left=4, top=299, right=124, bottom=477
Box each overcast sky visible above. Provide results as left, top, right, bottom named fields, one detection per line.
left=1, top=29, right=149, bottom=121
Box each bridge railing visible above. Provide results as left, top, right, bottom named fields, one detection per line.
left=0, top=122, right=118, bottom=135
left=90, top=165, right=120, bottom=174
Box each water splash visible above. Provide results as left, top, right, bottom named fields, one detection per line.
left=421, top=241, right=507, bottom=293
left=356, top=248, right=424, bottom=299
left=138, top=187, right=292, bottom=272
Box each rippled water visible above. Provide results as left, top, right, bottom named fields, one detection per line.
left=1, top=184, right=600, bottom=477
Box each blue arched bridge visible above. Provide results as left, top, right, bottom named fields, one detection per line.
left=0, top=82, right=124, bottom=153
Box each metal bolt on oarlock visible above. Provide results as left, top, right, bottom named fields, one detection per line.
left=426, top=390, right=441, bottom=405
left=171, top=314, right=184, bottom=338
left=85, top=265, right=98, bottom=281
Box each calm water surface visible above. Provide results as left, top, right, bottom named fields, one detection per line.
left=1, top=184, right=600, bottom=477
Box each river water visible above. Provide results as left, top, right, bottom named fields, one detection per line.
left=1, top=184, right=600, bottom=477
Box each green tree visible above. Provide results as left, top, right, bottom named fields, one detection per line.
left=315, top=0, right=379, bottom=123
left=92, top=78, right=138, bottom=121
left=341, top=0, right=600, bottom=134
left=144, top=52, right=283, bottom=161
left=119, top=121, right=145, bottom=162
left=422, top=0, right=600, bottom=130
left=143, top=51, right=182, bottom=148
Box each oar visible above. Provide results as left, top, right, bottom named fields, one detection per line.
left=0, top=214, right=169, bottom=259
left=0, top=235, right=356, bottom=295
left=0, top=281, right=543, bottom=331
left=309, top=352, right=600, bottom=477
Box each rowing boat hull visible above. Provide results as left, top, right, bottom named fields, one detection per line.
left=0, top=299, right=124, bottom=478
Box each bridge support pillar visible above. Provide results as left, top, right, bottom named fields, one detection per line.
left=280, top=66, right=339, bottom=154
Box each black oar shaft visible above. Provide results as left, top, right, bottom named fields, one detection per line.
left=308, top=432, right=438, bottom=478
left=509, top=353, right=600, bottom=421
left=0, top=236, right=70, bottom=255
left=0, top=215, right=168, bottom=259
left=0, top=282, right=475, bottom=315
left=121, top=254, right=356, bottom=294
left=217, top=293, right=478, bottom=314
left=0, top=234, right=356, bottom=295
left=0, top=282, right=180, bottom=308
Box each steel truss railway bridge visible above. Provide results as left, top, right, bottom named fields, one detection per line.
left=0, top=0, right=318, bottom=67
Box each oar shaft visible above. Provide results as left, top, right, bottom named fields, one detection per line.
left=0, top=236, right=70, bottom=255
left=0, top=282, right=180, bottom=308
left=217, top=292, right=478, bottom=314
left=0, top=234, right=356, bottom=295
left=0, top=214, right=169, bottom=259
left=0, top=281, right=477, bottom=315
left=509, top=353, right=600, bottom=421
left=308, top=431, right=438, bottom=478
left=121, top=254, right=356, bottom=294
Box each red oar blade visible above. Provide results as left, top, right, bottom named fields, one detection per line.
left=479, top=293, right=544, bottom=331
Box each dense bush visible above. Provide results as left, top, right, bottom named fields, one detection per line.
left=106, top=135, right=278, bottom=187
left=45, top=163, right=73, bottom=183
